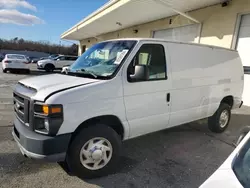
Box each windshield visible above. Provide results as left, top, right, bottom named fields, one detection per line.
left=233, top=135, right=250, bottom=187
left=69, top=40, right=136, bottom=78
left=6, top=55, right=25, bottom=59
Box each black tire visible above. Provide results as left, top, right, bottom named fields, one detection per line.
left=235, top=126, right=250, bottom=146
left=2, top=69, right=7, bottom=73
left=44, top=64, right=55, bottom=72
left=66, top=124, right=122, bottom=179
left=208, top=103, right=231, bottom=133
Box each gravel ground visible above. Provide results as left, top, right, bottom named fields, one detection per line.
left=0, top=64, right=249, bottom=188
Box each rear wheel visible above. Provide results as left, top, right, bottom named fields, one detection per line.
left=44, top=64, right=55, bottom=72
left=66, top=124, right=122, bottom=179
left=208, top=103, right=231, bottom=133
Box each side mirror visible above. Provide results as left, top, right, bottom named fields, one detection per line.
left=61, top=66, right=69, bottom=74
left=129, top=65, right=149, bottom=82
left=56, top=58, right=60, bottom=61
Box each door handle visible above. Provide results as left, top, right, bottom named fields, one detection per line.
left=166, top=93, right=170, bottom=102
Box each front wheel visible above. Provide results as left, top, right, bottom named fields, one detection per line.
left=66, top=124, right=122, bottom=179
left=2, top=69, right=7, bottom=73
left=208, top=103, right=231, bottom=133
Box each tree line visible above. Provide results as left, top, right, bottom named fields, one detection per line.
left=0, top=38, right=78, bottom=56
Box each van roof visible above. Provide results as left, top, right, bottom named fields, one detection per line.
left=103, top=38, right=236, bottom=52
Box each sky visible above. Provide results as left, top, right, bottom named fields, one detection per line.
left=0, top=0, right=107, bottom=45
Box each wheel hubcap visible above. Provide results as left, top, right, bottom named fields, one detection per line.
left=92, top=149, right=103, bottom=160
left=219, top=110, right=229, bottom=128
left=80, top=137, right=112, bottom=170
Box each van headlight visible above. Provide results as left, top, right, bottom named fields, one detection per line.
left=33, top=103, right=64, bottom=136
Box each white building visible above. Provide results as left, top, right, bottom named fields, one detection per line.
left=61, top=0, right=250, bottom=105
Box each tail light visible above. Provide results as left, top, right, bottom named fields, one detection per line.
left=4, top=60, right=12, bottom=63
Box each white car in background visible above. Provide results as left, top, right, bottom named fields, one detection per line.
left=37, top=55, right=78, bottom=72
left=1, top=54, right=30, bottom=73
left=200, top=126, right=250, bottom=188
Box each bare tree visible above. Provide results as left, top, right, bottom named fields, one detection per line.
left=0, top=38, right=78, bottom=56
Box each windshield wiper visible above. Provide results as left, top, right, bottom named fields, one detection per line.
left=75, top=69, right=98, bottom=78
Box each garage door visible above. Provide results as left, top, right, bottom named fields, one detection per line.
left=153, top=24, right=200, bottom=43
left=237, top=14, right=250, bottom=106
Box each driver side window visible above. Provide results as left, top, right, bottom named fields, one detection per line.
left=127, top=44, right=167, bottom=82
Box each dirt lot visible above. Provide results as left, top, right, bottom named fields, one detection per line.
left=0, top=64, right=249, bottom=188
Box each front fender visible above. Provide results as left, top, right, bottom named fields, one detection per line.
left=56, top=99, right=130, bottom=140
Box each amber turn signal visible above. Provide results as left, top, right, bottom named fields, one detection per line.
left=42, top=105, right=49, bottom=115
left=51, top=107, right=62, bottom=114
left=42, top=105, right=62, bottom=115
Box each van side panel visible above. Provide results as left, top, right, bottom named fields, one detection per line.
left=202, top=48, right=243, bottom=109
left=166, top=43, right=243, bottom=127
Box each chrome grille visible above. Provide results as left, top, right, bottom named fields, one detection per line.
left=13, top=92, right=30, bottom=125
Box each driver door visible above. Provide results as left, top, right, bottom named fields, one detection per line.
left=123, top=42, right=171, bottom=138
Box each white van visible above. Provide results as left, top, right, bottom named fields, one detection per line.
left=12, top=38, right=244, bottom=178
left=37, top=55, right=78, bottom=72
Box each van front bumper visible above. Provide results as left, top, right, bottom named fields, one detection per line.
left=12, top=118, right=71, bottom=162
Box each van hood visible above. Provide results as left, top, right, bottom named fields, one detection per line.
left=17, top=74, right=100, bottom=101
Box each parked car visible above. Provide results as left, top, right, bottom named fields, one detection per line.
left=48, top=54, right=60, bottom=59
left=12, top=39, right=243, bottom=179
left=26, top=56, right=36, bottom=64
left=31, top=58, right=40, bottom=64
left=25, top=56, right=31, bottom=64
left=2, top=54, right=30, bottom=73
left=200, top=126, right=250, bottom=188
left=37, top=55, right=78, bottom=72
left=32, top=55, right=57, bottom=64
left=38, top=54, right=60, bottom=61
